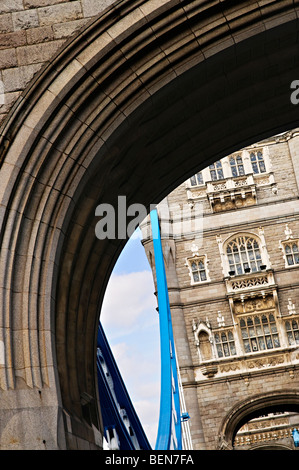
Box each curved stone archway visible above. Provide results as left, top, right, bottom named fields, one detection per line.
left=218, top=390, right=299, bottom=450
left=1, top=0, right=299, bottom=449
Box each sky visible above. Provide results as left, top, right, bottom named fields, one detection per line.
left=100, top=228, right=161, bottom=448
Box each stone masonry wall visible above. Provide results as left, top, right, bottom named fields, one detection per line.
left=0, top=0, right=115, bottom=124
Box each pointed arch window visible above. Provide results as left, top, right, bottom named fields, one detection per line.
left=226, top=236, right=263, bottom=275
left=190, top=258, right=207, bottom=283
left=284, top=242, right=299, bottom=266
left=190, top=171, right=203, bottom=186
left=209, top=161, right=224, bottom=181
left=285, top=319, right=299, bottom=345
left=250, top=151, right=266, bottom=174
left=229, top=155, right=245, bottom=177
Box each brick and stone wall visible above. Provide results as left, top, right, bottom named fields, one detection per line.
left=0, top=0, right=115, bottom=124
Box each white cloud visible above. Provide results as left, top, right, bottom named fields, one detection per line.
left=100, top=270, right=157, bottom=335
left=99, top=255, right=161, bottom=449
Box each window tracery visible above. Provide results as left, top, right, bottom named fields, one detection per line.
left=209, top=161, right=224, bottom=181
left=186, top=255, right=210, bottom=285
left=226, top=236, right=263, bottom=275
left=250, top=151, right=266, bottom=174
left=239, top=313, right=280, bottom=353
left=214, top=330, right=237, bottom=358
left=285, top=319, right=299, bottom=346
left=229, top=155, right=245, bottom=177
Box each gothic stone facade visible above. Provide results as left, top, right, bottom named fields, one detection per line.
left=141, top=129, right=299, bottom=450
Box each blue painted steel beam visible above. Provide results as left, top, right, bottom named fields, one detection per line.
left=150, top=209, right=182, bottom=450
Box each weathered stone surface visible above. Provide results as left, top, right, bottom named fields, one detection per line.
left=0, top=0, right=299, bottom=452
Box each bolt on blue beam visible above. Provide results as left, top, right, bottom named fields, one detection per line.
left=150, top=209, right=182, bottom=450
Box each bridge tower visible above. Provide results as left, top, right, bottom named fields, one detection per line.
left=141, top=130, right=299, bottom=450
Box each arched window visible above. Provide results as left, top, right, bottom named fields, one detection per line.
left=240, top=314, right=280, bottom=353
left=250, top=151, right=266, bottom=174
left=226, top=236, right=263, bottom=275
left=229, top=155, right=245, bottom=177
left=285, top=320, right=299, bottom=345
left=209, top=161, right=224, bottom=180
left=190, top=171, right=203, bottom=186
left=284, top=242, right=299, bottom=266
left=190, top=258, right=207, bottom=283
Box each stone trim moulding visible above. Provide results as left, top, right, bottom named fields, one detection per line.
left=0, top=0, right=299, bottom=450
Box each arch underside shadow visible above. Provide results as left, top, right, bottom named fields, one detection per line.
left=219, top=390, right=299, bottom=450
left=1, top=0, right=299, bottom=448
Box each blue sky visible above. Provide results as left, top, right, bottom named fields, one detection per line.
left=100, top=228, right=160, bottom=448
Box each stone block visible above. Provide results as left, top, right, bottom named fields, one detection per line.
left=0, top=49, right=17, bottom=70
left=53, top=18, right=89, bottom=39
left=2, top=64, right=42, bottom=92
left=0, top=13, right=14, bottom=33
left=38, top=2, right=83, bottom=26
left=12, top=9, right=39, bottom=30
left=24, top=0, right=66, bottom=7
left=0, top=31, right=27, bottom=50
left=81, top=0, right=115, bottom=18
left=0, top=0, right=24, bottom=14
left=26, top=25, right=54, bottom=44
left=16, top=40, right=65, bottom=66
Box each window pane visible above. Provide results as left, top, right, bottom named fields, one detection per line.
left=249, top=327, right=255, bottom=337
left=196, top=172, right=203, bottom=184
left=266, top=336, right=273, bottom=349
left=252, top=162, right=259, bottom=174
left=190, top=175, right=197, bottom=186
left=216, top=344, right=223, bottom=357
left=273, top=334, right=280, bottom=347
left=223, top=343, right=230, bottom=356
left=287, top=332, right=294, bottom=345
left=231, top=166, right=238, bottom=177
left=200, top=270, right=207, bottom=281
left=238, top=165, right=245, bottom=175
left=244, top=339, right=251, bottom=353
left=258, top=337, right=266, bottom=350
left=256, top=325, right=262, bottom=336
left=259, top=161, right=266, bottom=173
left=241, top=328, right=248, bottom=339
left=193, top=273, right=199, bottom=282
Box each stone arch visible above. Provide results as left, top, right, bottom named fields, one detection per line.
left=218, top=390, right=299, bottom=450
left=1, top=0, right=299, bottom=450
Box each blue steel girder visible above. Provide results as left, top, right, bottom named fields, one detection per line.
left=150, top=209, right=182, bottom=450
